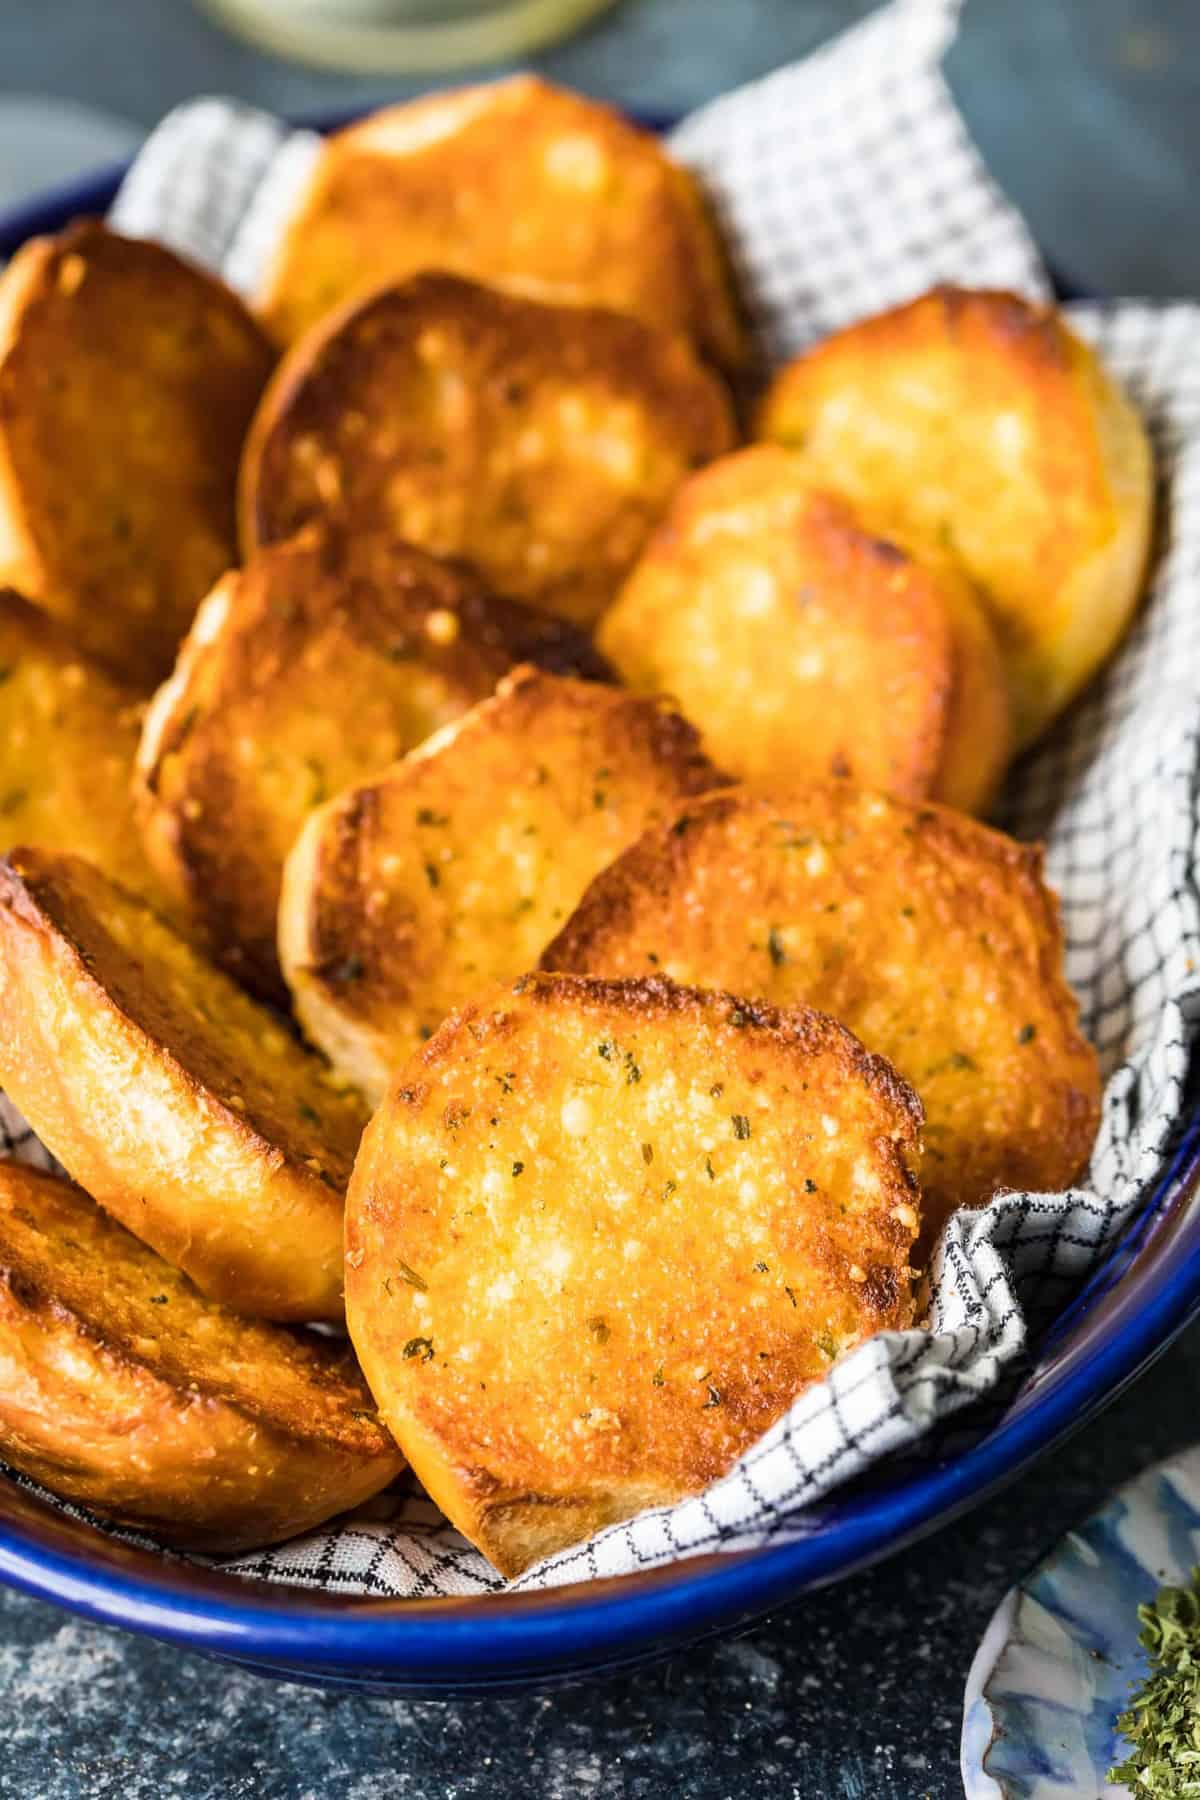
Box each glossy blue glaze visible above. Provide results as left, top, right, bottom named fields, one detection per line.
left=0, top=152, right=1195, bottom=1693
left=963, top=1446, right=1200, bottom=1798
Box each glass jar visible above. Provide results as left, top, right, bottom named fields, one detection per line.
left=198, top=0, right=621, bottom=74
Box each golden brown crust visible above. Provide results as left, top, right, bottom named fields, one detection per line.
left=278, top=667, right=725, bottom=1103
left=543, top=783, right=1101, bottom=1246
left=239, top=271, right=737, bottom=629
left=136, top=524, right=609, bottom=1003
left=345, top=971, right=921, bottom=1576
left=0, top=849, right=367, bottom=1321
left=257, top=76, right=747, bottom=371
left=0, top=1163, right=401, bottom=1550
left=599, top=447, right=1011, bottom=811
left=757, top=286, right=1154, bottom=748
left=931, top=551, right=1016, bottom=814
left=0, top=588, right=160, bottom=896
left=0, top=222, right=274, bottom=689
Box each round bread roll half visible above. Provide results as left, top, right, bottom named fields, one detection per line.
left=257, top=76, right=747, bottom=371
left=0, top=588, right=158, bottom=898
left=757, top=286, right=1153, bottom=749
left=136, top=524, right=608, bottom=1004
left=0, top=222, right=274, bottom=690
left=598, top=447, right=1011, bottom=812
left=543, top=783, right=1101, bottom=1248
left=0, top=849, right=367, bottom=1321
left=239, top=271, right=737, bottom=629
left=0, top=1163, right=401, bottom=1550
left=346, top=972, right=922, bottom=1577
left=279, top=666, right=724, bottom=1104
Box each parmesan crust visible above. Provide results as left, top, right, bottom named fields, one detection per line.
left=0, top=849, right=367, bottom=1321
left=346, top=972, right=921, bottom=1576
left=759, top=286, right=1154, bottom=748
left=545, top=782, right=1100, bottom=1247
left=279, top=667, right=724, bottom=1102
left=257, top=76, right=747, bottom=371
left=240, top=271, right=736, bottom=629
left=0, top=223, right=273, bottom=689
left=0, top=1163, right=402, bottom=1550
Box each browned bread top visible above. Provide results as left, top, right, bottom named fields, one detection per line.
left=346, top=971, right=921, bottom=1575
left=258, top=76, right=747, bottom=371
left=0, top=221, right=274, bottom=689
left=136, top=523, right=608, bottom=1002
left=240, top=271, right=737, bottom=629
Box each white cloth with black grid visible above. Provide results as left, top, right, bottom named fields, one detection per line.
left=3, top=0, right=1199, bottom=1597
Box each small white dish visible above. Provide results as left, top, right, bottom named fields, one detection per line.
left=962, top=1444, right=1200, bottom=1799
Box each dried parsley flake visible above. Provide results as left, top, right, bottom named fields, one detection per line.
left=330, top=953, right=364, bottom=984
left=1110, top=1565, right=1200, bottom=1794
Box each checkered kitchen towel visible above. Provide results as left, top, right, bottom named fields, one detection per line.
left=4, top=0, right=1200, bottom=1597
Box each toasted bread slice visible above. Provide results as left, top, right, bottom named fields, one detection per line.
left=239, top=271, right=736, bottom=629
left=0, top=1163, right=401, bottom=1550
left=0, top=222, right=274, bottom=689
left=0, top=850, right=367, bottom=1321
left=346, top=972, right=921, bottom=1577
left=543, top=784, right=1100, bottom=1247
left=279, top=667, right=723, bottom=1104
left=257, top=76, right=746, bottom=372
left=599, top=448, right=1011, bottom=812
left=136, top=524, right=608, bottom=1003
left=758, top=287, right=1154, bottom=748
left=0, top=588, right=159, bottom=896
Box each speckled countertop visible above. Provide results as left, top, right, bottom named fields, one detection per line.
left=4, top=1324, right=1200, bottom=1800
left=0, top=2, right=1198, bottom=1795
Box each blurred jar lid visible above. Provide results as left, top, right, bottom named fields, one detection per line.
left=197, top=0, right=620, bottom=74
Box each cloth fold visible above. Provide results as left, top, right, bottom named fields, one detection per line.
left=4, top=0, right=1199, bottom=1596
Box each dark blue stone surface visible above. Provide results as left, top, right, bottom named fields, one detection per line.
left=0, top=2, right=1196, bottom=1792
left=0, top=0, right=1198, bottom=295
left=2, top=1323, right=1199, bottom=1799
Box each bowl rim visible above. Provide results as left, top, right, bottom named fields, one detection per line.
left=0, top=137, right=1190, bottom=1688
left=0, top=1110, right=1193, bottom=1680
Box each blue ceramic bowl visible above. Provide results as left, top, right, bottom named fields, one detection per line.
left=0, top=150, right=1197, bottom=1694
